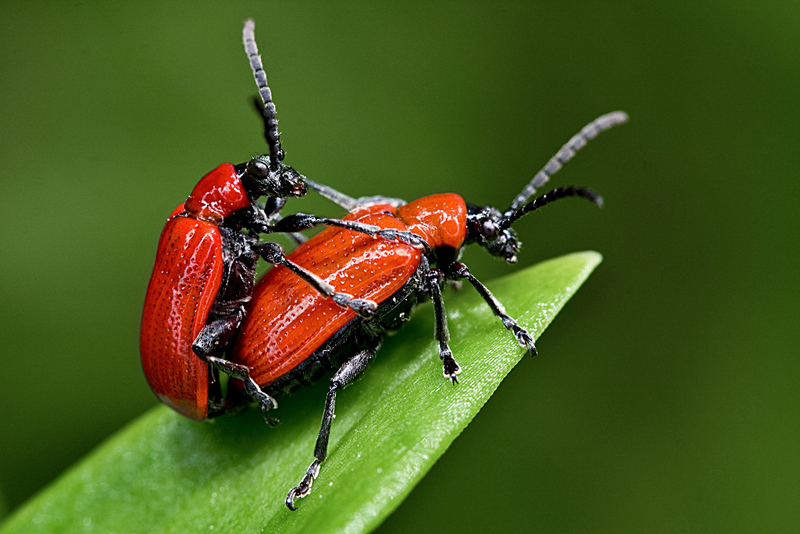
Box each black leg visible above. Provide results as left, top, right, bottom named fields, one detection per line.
left=194, top=353, right=280, bottom=426
left=301, top=178, right=360, bottom=210
left=254, top=242, right=378, bottom=317
left=269, top=213, right=430, bottom=252
left=266, top=213, right=308, bottom=246
left=192, top=310, right=281, bottom=421
left=303, top=178, right=407, bottom=211
left=424, top=260, right=460, bottom=383
left=286, top=344, right=379, bottom=510
left=447, top=262, right=536, bottom=356
left=193, top=310, right=245, bottom=358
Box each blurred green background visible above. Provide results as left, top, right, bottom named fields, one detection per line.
left=1, top=1, right=798, bottom=532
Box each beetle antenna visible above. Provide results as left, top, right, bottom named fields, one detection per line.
left=500, top=186, right=603, bottom=230
left=243, top=19, right=284, bottom=163
left=505, top=111, right=628, bottom=217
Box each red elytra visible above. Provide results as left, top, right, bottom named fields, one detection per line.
left=232, top=195, right=465, bottom=386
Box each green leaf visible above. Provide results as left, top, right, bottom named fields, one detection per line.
left=2, top=251, right=601, bottom=534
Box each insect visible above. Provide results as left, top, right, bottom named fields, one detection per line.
left=140, top=20, right=404, bottom=422
left=229, top=110, right=629, bottom=509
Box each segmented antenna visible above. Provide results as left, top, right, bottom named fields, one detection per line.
left=500, top=186, right=603, bottom=230
left=243, top=19, right=283, bottom=162
left=506, top=111, right=628, bottom=215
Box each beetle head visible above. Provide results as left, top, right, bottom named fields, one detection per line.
left=466, top=204, right=521, bottom=263
left=471, top=111, right=625, bottom=262
left=467, top=186, right=603, bottom=264
left=240, top=155, right=307, bottom=199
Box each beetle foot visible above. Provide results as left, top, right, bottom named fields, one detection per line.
left=246, top=382, right=277, bottom=408
left=286, top=459, right=321, bottom=511
left=511, top=324, right=537, bottom=356
left=261, top=405, right=280, bottom=427
left=332, top=293, right=377, bottom=317
left=350, top=298, right=378, bottom=317
left=439, top=343, right=461, bottom=384
left=376, top=229, right=431, bottom=252
left=243, top=377, right=280, bottom=425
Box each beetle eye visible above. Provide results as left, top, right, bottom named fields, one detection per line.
left=482, top=218, right=497, bottom=238
left=247, top=159, right=269, bottom=178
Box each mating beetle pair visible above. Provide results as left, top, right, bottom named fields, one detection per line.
left=140, top=19, right=628, bottom=510
left=141, top=20, right=400, bottom=422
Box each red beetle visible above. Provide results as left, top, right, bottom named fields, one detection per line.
left=141, top=20, right=387, bottom=422
left=229, top=111, right=629, bottom=508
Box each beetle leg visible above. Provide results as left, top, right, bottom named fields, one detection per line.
left=301, top=178, right=361, bottom=210
left=302, top=178, right=407, bottom=210
left=268, top=213, right=381, bottom=236
left=286, top=344, right=379, bottom=510
left=425, top=264, right=461, bottom=383
left=193, top=312, right=245, bottom=358
left=350, top=194, right=407, bottom=209
left=447, top=262, right=537, bottom=356
left=269, top=214, right=430, bottom=251
left=263, top=213, right=307, bottom=245
left=194, top=316, right=280, bottom=426
left=373, top=228, right=431, bottom=252
left=193, top=315, right=245, bottom=417
left=253, top=242, right=378, bottom=317
left=199, top=354, right=280, bottom=427
left=247, top=199, right=305, bottom=245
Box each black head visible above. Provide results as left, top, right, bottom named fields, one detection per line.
left=466, top=204, right=521, bottom=263
left=237, top=155, right=307, bottom=198
left=239, top=21, right=308, bottom=200
left=465, top=111, right=629, bottom=263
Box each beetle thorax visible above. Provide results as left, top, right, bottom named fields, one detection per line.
left=185, top=163, right=251, bottom=223
left=395, top=193, right=468, bottom=250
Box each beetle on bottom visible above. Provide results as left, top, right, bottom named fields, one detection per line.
left=226, top=111, right=628, bottom=509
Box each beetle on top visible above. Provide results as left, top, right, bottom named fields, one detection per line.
left=141, top=20, right=402, bottom=424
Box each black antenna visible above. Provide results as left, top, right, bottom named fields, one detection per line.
left=243, top=19, right=284, bottom=163
left=499, top=186, right=603, bottom=230
left=505, top=111, right=628, bottom=216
